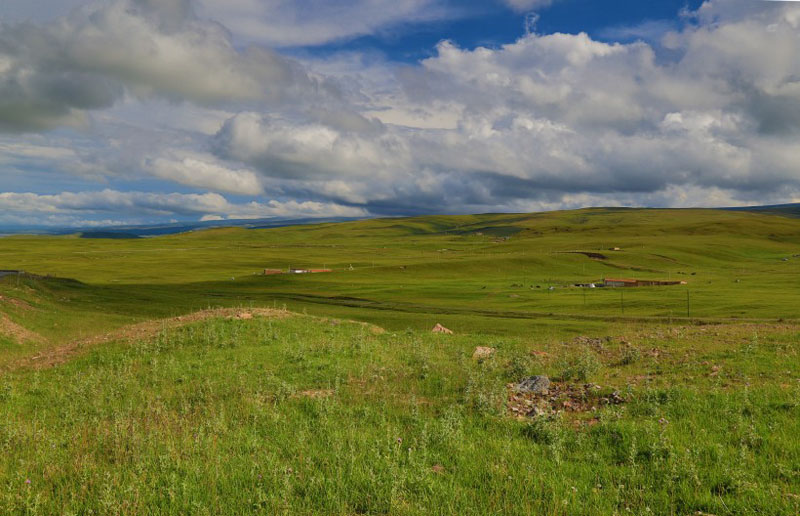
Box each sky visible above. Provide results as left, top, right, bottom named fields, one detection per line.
left=1, top=0, right=799, bottom=227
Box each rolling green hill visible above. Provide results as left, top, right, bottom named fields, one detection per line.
left=1, top=208, right=799, bottom=348
left=1, top=208, right=799, bottom=514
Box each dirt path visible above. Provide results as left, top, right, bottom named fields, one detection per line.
left=5, top=308, right=291, bottom=372
left=0, top=313, right=44, bottom=344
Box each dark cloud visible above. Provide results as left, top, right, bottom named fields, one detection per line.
left=2, top=0, right=800, bottom=223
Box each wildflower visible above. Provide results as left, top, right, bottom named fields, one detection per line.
left=24, top=479, right=31, bottom=485
left=659, top=418, right=669, bottom=425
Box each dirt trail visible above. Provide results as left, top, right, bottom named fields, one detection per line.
left=0, top=313, right=44, bottom=344
left=6, top=308, right=291, bottom=372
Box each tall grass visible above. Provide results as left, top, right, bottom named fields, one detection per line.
left=0, top=315, right=797, bottom=514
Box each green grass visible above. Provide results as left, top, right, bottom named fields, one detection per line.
left=1, top=207, right=800, bottom=514
left=1, top=208, right=800, bottom=344
left=0, top=315, right=798, bottom=514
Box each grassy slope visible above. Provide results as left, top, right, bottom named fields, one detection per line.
left=0, top=208, right=799, bottom=514
left=1, top=208, right=799, bottom=343
left=0, top=315, right=798, bottom=514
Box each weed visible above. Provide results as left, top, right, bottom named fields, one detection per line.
left=617, top=345, right=641, bottom=366
left=558, top=350, right=601, bottom=381
left=505, top=353, right=535, bottom=382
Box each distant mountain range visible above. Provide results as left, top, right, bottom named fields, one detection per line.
left=2, top=203, right=799, bottom=238
left=721, top=203, right=800, bottom=217
left=0, top=216, right=364, bottom=238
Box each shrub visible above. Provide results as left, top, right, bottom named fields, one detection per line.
left=521, top=415, right=563, bottom=445
left=505, top=353, right=535, bottom=382
left=617, top=345, right=641, bottom=366
left=558, top=350, right=601, bottom=381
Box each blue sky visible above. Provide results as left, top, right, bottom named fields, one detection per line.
left=0, top=0, right=799, bottom=227
left=303, top=0, right=708, bottom=62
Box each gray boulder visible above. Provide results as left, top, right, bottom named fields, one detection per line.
left=515, top=375, right=551, bottom=394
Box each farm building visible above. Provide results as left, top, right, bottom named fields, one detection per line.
left=0, top=270, right=22, bottom=278
left=263, top=269, right=284, bottom=275
left=289, top=268, right=333, bottom=274
left=604, top=278, right=687, bottom=287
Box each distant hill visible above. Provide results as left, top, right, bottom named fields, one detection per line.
left=0, top=216, right=364, bottom=238
left=722, top=203, right=800, bottom=217
left=4, top=204, right=800, bottom=238
left=80, top=231, right=141, bottom=239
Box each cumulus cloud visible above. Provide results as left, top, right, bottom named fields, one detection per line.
left=3, top=0, right=800, bottom=223
left=194, top=0, right=451, bottom=47
left=203, top=0, right=800, bottom=215
left=147, top=152, right=264, bottom=195
left=0, top=0, right=332, bottom=132
left=0, top=189, right=367, bottom=225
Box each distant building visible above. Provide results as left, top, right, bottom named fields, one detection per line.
left=0, top=270, right=23, bottom=278
left=288, top=268, right=332, bottom=274
left=263, top=269, right=284, bottom=275
left=604, top=277, right=687, bottom=287
left=604, top=278, right=638, bottom=287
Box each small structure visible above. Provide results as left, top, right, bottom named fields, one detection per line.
left=604, top=278, right=687, bottom=288
left=263, top=269, right=284, bottom=275
left=604, top=278, right=638, bottom=288
left=288, top=268, right=333, bottom=274
left=0, top=270, right=22, bottom=279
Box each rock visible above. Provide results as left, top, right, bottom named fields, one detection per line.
left=515, top=375, right=551, bottom=394
left=432, top=323, right=453, bottom=334
left=472, top=346, right=496, bottom=359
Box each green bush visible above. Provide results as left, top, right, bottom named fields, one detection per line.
left=558, top=350, right=601, bottom=381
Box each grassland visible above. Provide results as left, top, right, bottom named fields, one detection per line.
left=0, top=208, right=799, bottom=514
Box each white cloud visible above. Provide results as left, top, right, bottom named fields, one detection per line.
left=3, top=0, right=800, bottom=222
left=194, top=0, right=452, bottom=47
left=0, top=0, right=333, bottom=132
left=147, top=152, right=264, bottom=195
left=0, top=189, right=367, bottom=224
left=502, top=0, right=557, bottom=13
left=201, top=0, right=800, bottom=215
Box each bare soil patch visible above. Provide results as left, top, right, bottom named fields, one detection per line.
left=507, top=381, right=625, bottom=418
left=0, top=313, right=43, bottom=344
left=7, top=308, right=290, bottom=372
left=0, top=295, right=36, bottom=311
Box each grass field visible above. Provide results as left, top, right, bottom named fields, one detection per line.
left=0, top=208, right=799, bottom=514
